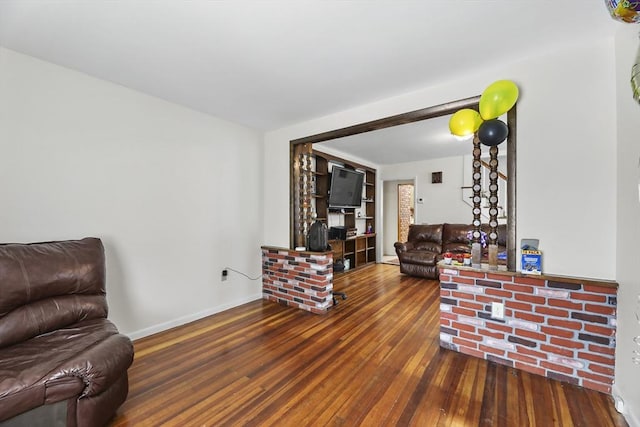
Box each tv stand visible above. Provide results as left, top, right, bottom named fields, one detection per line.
left=313, top=149, right=377, bottom=273
left=328, top=234, right=376, bottom=273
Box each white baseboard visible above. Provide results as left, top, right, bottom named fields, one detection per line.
left=613, top=384, right=640, bottom=427
left=126, top=293, right=263, bottom=341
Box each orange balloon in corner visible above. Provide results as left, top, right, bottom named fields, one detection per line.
left=479, top=80, right=519, bottom=120
left=449, top=109, right=483, bottom=137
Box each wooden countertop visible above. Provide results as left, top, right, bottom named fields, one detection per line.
left=261, top=245, right=332, bottom=255
left=437, top=261, right=618, bottom=289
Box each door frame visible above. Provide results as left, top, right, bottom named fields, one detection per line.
left=381, top=177, right=416, bottom=257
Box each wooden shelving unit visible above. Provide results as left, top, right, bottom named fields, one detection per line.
left=312, top=149, right=377, bottom=273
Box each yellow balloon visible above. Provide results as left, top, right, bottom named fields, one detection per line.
left=449, top=109, right=483, bottom=137
left=479, top=80, right=519, bottom=120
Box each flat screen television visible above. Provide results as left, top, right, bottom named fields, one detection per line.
left=328, top=166, right=365, bottom=209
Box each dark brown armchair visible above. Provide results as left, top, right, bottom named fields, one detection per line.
left=0, top=238, right=133, bottom=427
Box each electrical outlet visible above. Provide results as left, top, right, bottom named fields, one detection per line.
left=491, top=302, right=504, bottom=320
left=221, top=269, right=228, bottom=281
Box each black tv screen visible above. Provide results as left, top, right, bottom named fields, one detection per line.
left=328, top=166, right=365, bottom=208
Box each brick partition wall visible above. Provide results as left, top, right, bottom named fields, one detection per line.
left=438, top=265, right=618, bottom=394
left=261, top=246, right=333, bottom=314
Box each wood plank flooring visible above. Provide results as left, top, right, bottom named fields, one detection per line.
left=110, top=264, right=627, bottom=427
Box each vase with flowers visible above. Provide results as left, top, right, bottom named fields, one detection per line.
left=467, top=229, right=487, bottom=268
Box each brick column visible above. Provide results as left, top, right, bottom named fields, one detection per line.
left=261, top=247, right=333, bottom=314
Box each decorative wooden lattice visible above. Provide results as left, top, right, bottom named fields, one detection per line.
left=471, top=135, right=482, bottom=242
left=293, top=143, right=314, bottom=248
left=487, top=145, right=500, bottom=245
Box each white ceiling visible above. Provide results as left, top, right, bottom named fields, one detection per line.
left=0, top=1, right=618, bottom=163
left=317, top=114, right=473, bottom=165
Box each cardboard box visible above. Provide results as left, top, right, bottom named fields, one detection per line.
left=521, top=250, right=542, bottom=275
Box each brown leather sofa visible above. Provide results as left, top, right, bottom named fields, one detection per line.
left=0, top=238, right=134, bottom=426
left=394, top=223, right=506, bottom=279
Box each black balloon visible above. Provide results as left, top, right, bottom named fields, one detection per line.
left=478, top=119, right=508, bottom=146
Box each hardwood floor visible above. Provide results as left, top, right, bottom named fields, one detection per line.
left=110, top=264, right=627, bottom=427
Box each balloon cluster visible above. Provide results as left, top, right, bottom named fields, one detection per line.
left=448, top=80, right=519, bottom=146
left=605, top=0, right=640, bottom=23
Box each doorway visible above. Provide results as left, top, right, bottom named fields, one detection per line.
left=397, top=183, right=415, bottom=243
left=382, top=179, right=415, bottom=262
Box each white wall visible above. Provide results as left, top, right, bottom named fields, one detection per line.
left=614, top=26, right=640, bottom=427
left=265, top=37, right=617, bottom=280
left=0, top=48, right=264, bottom=338
left=382, top=156, right=471, bottom=225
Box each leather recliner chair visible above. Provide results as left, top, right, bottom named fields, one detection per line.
left=0, top=238, right=134, bottom=426
left=394, top=223, right=507, bottom=279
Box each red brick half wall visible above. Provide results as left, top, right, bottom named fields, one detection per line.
left=439, top=266, right=618, bottom=394
left=261, top=247, right=333, bottom=314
